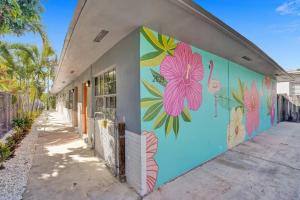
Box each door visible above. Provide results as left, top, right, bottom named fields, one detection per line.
left=82, top=83, right=88, bottom=134
left=73, top=87, right=78, bottom=127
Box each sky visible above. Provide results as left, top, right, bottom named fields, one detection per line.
left=3, top=0, right=77, bottom=59
left=195, top=0, right=300, bottom=70
left=2, top=0, right=300, bottom=70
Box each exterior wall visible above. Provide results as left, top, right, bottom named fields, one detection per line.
left=139, top=27, right=277, bottom=193
left=91, top=28, right=140, bottom=178
left=92, top=29, right=140, bottom=133
left=55, top=29, right=141, bottom=188
left=277, top=82, right=290, bottom=95
left=125, top=130, right=146, bottom=195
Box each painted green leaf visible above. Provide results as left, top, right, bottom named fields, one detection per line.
left=173, top=116, right=179, bottom=137
left=238, top=79, right=244, bottom=100
left=150, top=69, right=167, bottom=87
left=167, top=37, right=176, bottom=51
left=158, top=34, right=168, bottom=48
left=181, top=107, right=192, bottom=122
left=142, top=80, right=162, bottom=97
left=231, top=90, right=243, bottom=106
left=153, top=111, right=167, bottom=129
left=141, top=51, right=163, bottom=61
left=141, top=97, right=162, bottom=108
left=141, top=27, right=164, bottom=51
left=143, top=102, right=163, bottom=121
left=236, top=105, right=245, bottom=114
left=167, top=49, right=175, bottom=56
left=140, top=51, right=166, bottom=67
left=165, top=116, right=173, bottom=136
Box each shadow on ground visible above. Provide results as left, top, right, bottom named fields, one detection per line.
left=23, top=112, right=139, bottom=200
left=144, top=122, right=300, bottom=200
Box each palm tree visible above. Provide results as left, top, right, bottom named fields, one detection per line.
left=28, top=45, right=56, bottom=113
left=0, top=42, right=56, bottom=115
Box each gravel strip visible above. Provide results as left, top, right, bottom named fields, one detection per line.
left=0, top=129, right=14, bottom=143
left=0, top=113, right=45, bottom=200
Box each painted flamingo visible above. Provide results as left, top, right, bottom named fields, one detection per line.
left=208, top=60, right=221, bottom=117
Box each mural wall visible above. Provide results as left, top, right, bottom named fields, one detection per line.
left=140, top=26, right=277, bottom=192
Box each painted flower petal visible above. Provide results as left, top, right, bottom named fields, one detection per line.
left=143, top=131, right=159, bottom=193
left=246, top=106, right=256, bottom=135
left=227, top=108, right=246, bottom=149
left=244, top=81, right=260, bottom=136
left=186, top=80, right=202, bottom=111
left=174, top=42, right=193, bottom=62
left=244, top=88, right=251, bottom=111
left=145, top=131, right=158, bottom=159
left=146, top=158, right=158, bottom=192
left=160, top=55, right=182, bottom=81
left=163, top=79, right=185, bottom=116
left=190, top=53, right=204, bottom=81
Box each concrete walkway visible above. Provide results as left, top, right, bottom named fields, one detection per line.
left=23, top=112, right=300, bottom=200
left=23, top=112, right=139, bottom=200
left=145, top=122, right=300, bottom=200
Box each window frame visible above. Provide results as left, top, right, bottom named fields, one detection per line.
left=94, top=68, right=116, bottom=120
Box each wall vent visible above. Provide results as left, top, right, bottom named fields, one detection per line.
left=94, top=29, right=109, bottom=43
left=241, top=56, right=251, bottom=61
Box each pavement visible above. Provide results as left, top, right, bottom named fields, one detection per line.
left=23, top=112, right=300, bottom=200
left=144, top=122, right=300, bottom=200
left=22, top=112, right=139, bottom=200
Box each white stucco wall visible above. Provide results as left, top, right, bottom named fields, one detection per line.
left=277, top=82, right=290, bottom=95
left=125, top=130, right=147, bottom=195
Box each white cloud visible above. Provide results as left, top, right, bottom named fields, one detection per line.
left=276, top=0, right=300, bottom=15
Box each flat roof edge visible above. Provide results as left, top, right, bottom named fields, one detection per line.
left=52, top=0, right=87, bottom=93
left=174, top=0, right=290, bottom=78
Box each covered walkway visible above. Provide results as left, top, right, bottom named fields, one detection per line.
left=23, top=112, right=139, bottom=200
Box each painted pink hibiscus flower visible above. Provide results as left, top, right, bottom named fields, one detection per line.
left=144, top=131, right=158, bottom=192
left=160, top=42, right=204, bottom=116
left=270, top=96, right=275, bottom=125
left=244, top=81, right=260, bottom=136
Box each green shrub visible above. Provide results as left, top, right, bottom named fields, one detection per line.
left=12, top=118, right=26, bottom=129
left=5, top=136, right=16, bottom=152
left=12, top=116, right=34, bottom=131
left=0, top=142, right=11, bottom=169
left=11, top=130, right=24, bottom=144
left=30, top=111, right=41, bottom=120
left=24, top=116, right=33, bottom=129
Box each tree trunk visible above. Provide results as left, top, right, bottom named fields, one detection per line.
left=30, top=91, right=36, bottom=116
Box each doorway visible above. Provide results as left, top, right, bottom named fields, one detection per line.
left=82, top=82, right=88, bottom=134
left=72, top=87, right=78, bottom=127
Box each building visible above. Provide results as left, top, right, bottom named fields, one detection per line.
left=277, top=70, right=300, bottom=122
left=51, top=0, right=290, bottom=195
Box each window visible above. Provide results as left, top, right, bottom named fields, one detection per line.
left=68, top=90, right=73, bottom=109
left=94, top=68, right=116, bottom=120
left=292, top=84, right=300, bottom=95
left=63, top=92, right=68, bottom=108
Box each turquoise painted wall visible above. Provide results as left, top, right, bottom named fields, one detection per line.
left=140, top=27, right=277, bottom=192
